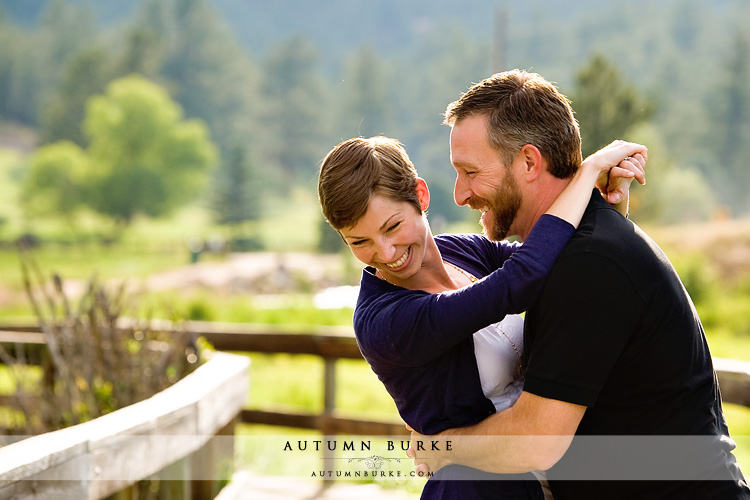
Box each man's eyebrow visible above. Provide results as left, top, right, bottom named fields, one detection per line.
left=451, top=160, right=473, bottom=170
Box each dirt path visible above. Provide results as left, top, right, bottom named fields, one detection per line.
left=140, top=251, right=350, bottom=294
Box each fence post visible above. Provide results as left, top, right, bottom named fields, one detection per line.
left=322, top=357, right=337, bottom=481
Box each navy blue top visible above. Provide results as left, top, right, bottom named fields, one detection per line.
left=353, top=214, right=575, bottom=435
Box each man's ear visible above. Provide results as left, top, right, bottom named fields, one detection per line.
left=416, top=177, right=430, bottom=212
left=519, top=144, right=544, bottom=183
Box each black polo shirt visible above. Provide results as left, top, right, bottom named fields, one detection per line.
left=523, top=191, right=749, bottom=499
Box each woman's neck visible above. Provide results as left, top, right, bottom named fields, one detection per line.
left=384, top=236, right=473, bottom=293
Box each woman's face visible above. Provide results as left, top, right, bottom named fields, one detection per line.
left=340, top=193, right=430, bottom=282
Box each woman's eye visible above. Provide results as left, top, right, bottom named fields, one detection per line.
left=387, top=222, right=401, bottom=232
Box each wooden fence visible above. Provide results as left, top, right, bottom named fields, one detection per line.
left=0, top=350, right=249, bottom=500
left=0, top=321, right=410, bottom=438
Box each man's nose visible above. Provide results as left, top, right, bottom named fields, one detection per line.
left=454, top=175, right=471, bottom=206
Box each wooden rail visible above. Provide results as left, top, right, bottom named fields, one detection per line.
left=0, top=351, right=250, bottom=499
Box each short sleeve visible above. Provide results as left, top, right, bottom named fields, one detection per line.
left=522, top=253, right=646, bottom=407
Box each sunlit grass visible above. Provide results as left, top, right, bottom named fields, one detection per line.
left=256, top=187, right=321, bottom=252
left=725, top=404, right=750, bottom=473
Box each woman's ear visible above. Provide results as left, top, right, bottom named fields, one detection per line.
left=519, top=144, right=544, bottom=183
left=416, top=177, right=430, bottom=212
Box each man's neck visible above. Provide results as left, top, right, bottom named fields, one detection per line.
left=517, top=176, right=571, bottom=241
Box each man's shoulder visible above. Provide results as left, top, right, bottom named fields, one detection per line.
left=565, top=203, right=642, bottom=255
left=551, top=203, right=668, bottom=291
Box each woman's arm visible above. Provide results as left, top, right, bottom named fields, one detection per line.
left=356, top=215, right=574, bottom=367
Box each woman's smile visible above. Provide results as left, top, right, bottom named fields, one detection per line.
left=385, top=246, right=411, bottom=271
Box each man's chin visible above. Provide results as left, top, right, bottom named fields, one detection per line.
left=479, top=219, right=492, bottom=239
left=481, top=220, right=508, bottom=241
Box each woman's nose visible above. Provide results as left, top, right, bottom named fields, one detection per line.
left=375, top=238, right=397, bottom=263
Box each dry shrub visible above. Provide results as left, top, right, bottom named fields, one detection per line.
left=0, top=245, right=202, bottom=435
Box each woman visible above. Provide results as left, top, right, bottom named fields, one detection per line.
left=317, top=136, right=646, bottom=499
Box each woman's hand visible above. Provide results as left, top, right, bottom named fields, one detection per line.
left=546, top=140, right=647, bottom=227
left=582, top=140, right=647, bottom=204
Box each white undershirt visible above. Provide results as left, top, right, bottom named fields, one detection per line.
left=473, top=314, right=554, bottom=500
left=473, top=314, right=525, bottom=411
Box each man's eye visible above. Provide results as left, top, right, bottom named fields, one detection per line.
left=350, top=240, right=366, bottom=246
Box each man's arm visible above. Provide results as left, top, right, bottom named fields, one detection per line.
left=409, top=391, right=586, bottom=474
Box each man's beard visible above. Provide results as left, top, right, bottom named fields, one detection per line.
left=482, top=173, right=522, bottom=241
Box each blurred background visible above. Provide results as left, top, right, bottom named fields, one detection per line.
left=0, top=0, right=748, bottom=493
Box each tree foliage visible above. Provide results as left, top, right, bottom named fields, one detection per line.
left=134, top=0, right=260, bottom=149
left=6, top=0, right=750, bottom=231
left=83, top=75, right=216, bottom=225
left=24, top=75, right=217, bottom=232
left=627, top=124, right=716, bottom=224
left=211, top=142, right=261, bottom=227
left=260, top=37, right=333, bottom=180
left=22, top=141, right=88, bottom=220
left=708, top=31, right=750, bottom=214
left=571, top=53, right=655, bottom=158
left=38, top=46, right=113, bottom=146
left=338, top=46, right=393, bottom=138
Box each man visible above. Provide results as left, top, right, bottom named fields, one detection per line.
left=410, top=69, right=749, bottom=499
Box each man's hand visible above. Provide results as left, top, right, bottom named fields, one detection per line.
left=407, top=428, right=452, bottom=476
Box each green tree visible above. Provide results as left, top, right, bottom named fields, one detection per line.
left=338, top=46, right=393, bottom=138
left=0, top=22, right=41, bottom=125
left=260, top=37, right=333, bottom=181
left=115, top=25, right=163, bottom=78
left=710, top=31, right=750, bottom=214
left=82, top=75, right=217, bottom=229
left=317, top=217, right=345, bottom=254
left=571, top=53, right=655, bottom=158
left=38, top=46, right=112, bottom=146
left=21, top=141, right=89, bottom=224
left=24, top=0, right=97, bottom=127
left=627, top=123, right=716, bottom=225
left=134, top=0, right=259, bottom=149
left=212, top=142, right=261, bottom=227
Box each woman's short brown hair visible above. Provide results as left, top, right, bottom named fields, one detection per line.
left=318, top=136, right=421, bottom=230
left=444, top=69, right=582, bottom=179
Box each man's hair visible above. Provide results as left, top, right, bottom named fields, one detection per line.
left=317, top=136, right=421, bottom=230
left=444, top=69, right=582, bottom=178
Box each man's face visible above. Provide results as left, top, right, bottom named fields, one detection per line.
left=450, top=115, right=522, bottom=240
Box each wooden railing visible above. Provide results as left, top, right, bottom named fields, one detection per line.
left=0, top=321, right=410, bottom=438
left=2, top=320, right=749, bottom=438
left=0, top=349, right=249, bottom=499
